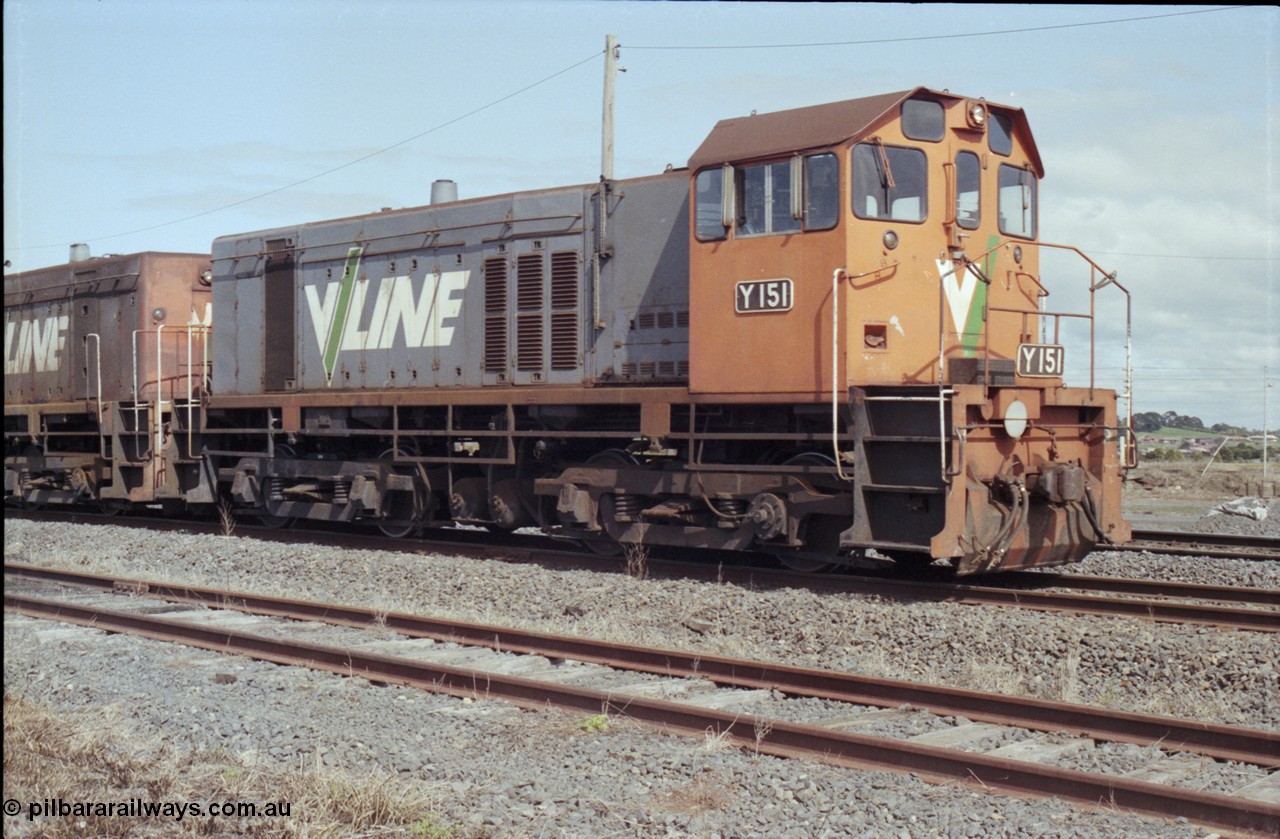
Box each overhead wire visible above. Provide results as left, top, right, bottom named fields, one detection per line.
left=626, top=6, right=1250, bottom=50
left=11, top=48, right=604, bottom=251
left=6, top=5, right=1265, bottom=259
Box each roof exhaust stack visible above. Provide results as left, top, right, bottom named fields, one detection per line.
left=430, top=179, right=457, bottom=205
left=70, top=243, right=90, bottom=263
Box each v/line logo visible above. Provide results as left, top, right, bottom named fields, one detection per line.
left=303, top=248, right=469, bottom=384
left=937, top=236, right=1000, bottom=359
left=5, top=315, right=69, bottom=375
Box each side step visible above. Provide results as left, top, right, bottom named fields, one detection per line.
left=845, top=387, right=950, bottom=553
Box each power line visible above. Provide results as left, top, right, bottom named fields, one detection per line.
left=1083, top=249, right=1277, bottom=262
left=13, top=49, right=604, bottom=252
left=626, top=7, right=1250, bottom=51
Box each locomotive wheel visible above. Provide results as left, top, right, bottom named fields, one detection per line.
left=376, top=448, right=424, bottom=538
left=448, top=476, right=492, bottom=530
left=772, top=453, right=842, bottom=573
left=98, top=499, right=132, bottom=516
left=577, top=450, right=639, bottom=556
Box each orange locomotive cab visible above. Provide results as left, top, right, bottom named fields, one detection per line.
left=688, top=88, right=1131, bottom=572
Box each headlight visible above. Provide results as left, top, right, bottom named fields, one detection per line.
left=966, top=101, right=987, bottom=129
left=1003, top=399, right=1028, bottom=439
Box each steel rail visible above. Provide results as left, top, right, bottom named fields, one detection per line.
left=6, top=510, right=1277, bottom=630
left=6, top=592, right=1277, bottom=837
left=1132, top=530, right=1279, bottom=550
left=830, top=576, right=1280, bottom=632
left=1128, top=529, right=1280, bottom=560
left=989, top=570, right=1280, bottom=609
left=7, top=563, right=1277, bottom=767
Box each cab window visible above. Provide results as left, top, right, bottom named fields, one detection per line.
left=998, top=164, right=1037, bottom=239
left=694, top=168, right=727, bottom=241
left=695, top=153, right=840, bottom=240
left=853, top=143, right=927, bottom=223
left=989, top=113, right=1013, bottom=156
left=804, top=153, right=839, bottom=231
left=737, top=161, right=800, bottom=236
left=902, top=98, right=944, bottom=142
left=956, top=151, right=980, bottom=229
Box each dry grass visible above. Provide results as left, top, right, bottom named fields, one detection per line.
left=3, top=693, right=458, bottom=838
left=217, top=498, right=237, bottom=537
left=621, top=526, right=650, bottom=581
left=649, top=772, right=732, bottom=817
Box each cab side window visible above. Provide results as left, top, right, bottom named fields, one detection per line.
left=694, top=153, right=841, bottom=240
left=694, top=168, right=728, bottom=241
left=804, top=153, right=839, bottom=231
left=737, top=161, right=799, bottom=237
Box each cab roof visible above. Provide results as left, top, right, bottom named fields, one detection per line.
left=687, top=87, right=1043, bottom=175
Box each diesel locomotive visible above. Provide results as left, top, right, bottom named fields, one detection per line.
left=4, top=87, right=1134, bottom=574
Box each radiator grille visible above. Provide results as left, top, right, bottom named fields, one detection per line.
left=516, top=253, right=544, bottom=311
left=550, top=251, right=579, bottom=370
left=483, top=256, right=507, bottom=373
left=550, top=312, right=578, bottom=370
left=516, top=313, right=543, bottom=371
left=550, top=251, right=579, bottom=309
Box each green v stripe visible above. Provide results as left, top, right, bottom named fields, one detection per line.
left=324, top=247, right=364, bottom=382
left=960, top=235, right=1000, bottom=358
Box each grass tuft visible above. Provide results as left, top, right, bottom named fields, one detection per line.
left=3, top=693, right=458, bottom=837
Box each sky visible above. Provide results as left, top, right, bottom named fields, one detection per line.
left=4, top=2, right=1277, bottom=429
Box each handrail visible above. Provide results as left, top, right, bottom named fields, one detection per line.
left=967, top=239, right=1136, bottom=469
left=831, top=268, right=853, bottom=481
left=84, top=333, right=105, bottom=460
left=156, top=325, right=167, bottom=479
left=131, top=329, right=148, bottom=461
left=181, top=324, right=212, bottom=459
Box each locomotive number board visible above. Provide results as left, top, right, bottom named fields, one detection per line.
left=1017, top=343, right=1065, bottom=377
left=735, top=278, right=793, bottom=313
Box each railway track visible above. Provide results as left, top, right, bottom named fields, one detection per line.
left=7, top=509, right=1279, bottom=632
left=5, top=571, right=1278, bottom=837
left=1126, top=529, right=1280, bottom=560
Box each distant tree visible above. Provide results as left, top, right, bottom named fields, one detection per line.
left=1159, top=411, right=1204, bottom=431
left=1133, top=412, right=1163, bottom=432
left=1227, top=442, right=1260, bottom=461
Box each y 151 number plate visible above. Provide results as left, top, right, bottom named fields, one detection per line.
left=1017, top=343, right=1065, bottom=377
left=735, top=278, right=793, bottom=313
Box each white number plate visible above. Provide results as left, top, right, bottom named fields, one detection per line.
left=1017, top=343, right=1065, bottom=377
left=735, top=278, right=793, bottom=313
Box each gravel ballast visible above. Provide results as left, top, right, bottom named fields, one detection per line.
left=5, top=518, right=1276, bottom=837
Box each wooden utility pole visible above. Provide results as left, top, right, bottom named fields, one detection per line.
left=602, top=34, right=618, bottom=181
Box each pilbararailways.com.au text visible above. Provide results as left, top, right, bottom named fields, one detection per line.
left=5, top=797, right=292, bottom=822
